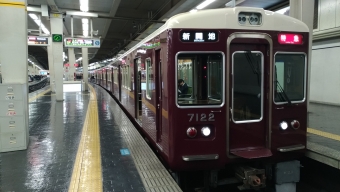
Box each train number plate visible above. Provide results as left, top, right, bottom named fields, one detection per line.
left=188, top=113, right=215, bottom=122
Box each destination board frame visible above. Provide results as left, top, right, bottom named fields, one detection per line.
left=28, top=36, right=49, bottom=46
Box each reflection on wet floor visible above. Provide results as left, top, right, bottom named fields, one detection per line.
left=1, top=90, right=89, bottom=191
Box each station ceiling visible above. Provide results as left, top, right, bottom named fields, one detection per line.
left=27, top=0, right=288, bottom=70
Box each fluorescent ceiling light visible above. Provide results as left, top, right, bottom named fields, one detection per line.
left=196, top=0, right=215, bottom=10
left=66, top=11, right=98, bottom=17
left=29, top=13, right=39, bottom=20
left=83, top=30, right=89, bottom=37
left=275, top=6, right=290, bottom=15
left=225, top=0, right=245, bottom=7
left=82, top=18, right=89, bottom=24
left=82, top=23, right=88, bottom=30
left=28, top=13, right=50, bottom=34
left=79, top=0, right=89, bottom=12
left=82, top=18, right=89, bottom=37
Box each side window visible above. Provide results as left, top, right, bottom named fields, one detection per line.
left=114, top=69, right=118, bottom=84
left=274, top=53, right=306, bottom=104
left=146, top=59, right=152, bottom=100
left=126, top=65, right=131, bottom=90
left=177, top=52, right=224, bottom=107
left=122, top=67, right=126, bottom=88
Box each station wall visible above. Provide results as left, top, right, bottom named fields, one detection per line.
left=310, top=38, right=340, bottom=105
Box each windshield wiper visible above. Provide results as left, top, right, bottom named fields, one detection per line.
left=275, top=80, right=292, bottom=105
left=244, top=50, right=261, bottom=86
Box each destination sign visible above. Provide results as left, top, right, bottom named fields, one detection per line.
left=180, top=31, right=219, bottom=43
left=27, top=36, right=49, bottom=46
left=64, top=38, right=101, bottom=48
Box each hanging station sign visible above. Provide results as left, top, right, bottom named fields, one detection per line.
left=64, top=38, right=101, bottom=48
left=180, top=31, right=219, bottom=43
left=27, top=36, right=49, bottom=46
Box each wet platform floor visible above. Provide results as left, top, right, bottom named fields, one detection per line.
left=307, top=103, right=340, bottom=169
left=0, top=84, right=180, bottom=192
left=1, top=86, right=89, bottom=191
left=1, top=83, right=339, bottom=191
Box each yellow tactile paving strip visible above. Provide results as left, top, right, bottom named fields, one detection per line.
left=29, top=88, right=51, bottom=103
left=307, top=128, right=340, bottom=142
left=0, top=0, right=25, bottom=7
left=68, top=85, right=103, bottom=192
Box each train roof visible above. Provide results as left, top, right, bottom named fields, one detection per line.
left=166, top=7, right=309, bottom=32
left=112, top=7, right=309, bottom=65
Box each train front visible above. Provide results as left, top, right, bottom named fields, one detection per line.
left=166, top=7, right=309, bottom=189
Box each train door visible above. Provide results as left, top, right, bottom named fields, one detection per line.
left=134, top=58, right=142, bottom=122
left=155, top=49, right=162, bottom=142
left=227, top=34, right=272, bottom=159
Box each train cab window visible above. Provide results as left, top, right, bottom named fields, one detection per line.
left=146, top=59, right=153, bottom=100
left=176, top=52, right=224, bottom=107
left=274, top=53, right=306, bottom=104
left=232, top=51, right=263, bottom=123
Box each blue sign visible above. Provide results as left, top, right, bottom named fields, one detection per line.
left=120, top=149, right=130, bottom=155
left=94, top=40, right=100, bottom=46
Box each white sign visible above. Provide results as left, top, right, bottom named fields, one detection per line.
left=5, top=95, right=15, bottom=100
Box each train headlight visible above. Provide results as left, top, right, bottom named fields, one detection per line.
left=280, top=121, right=288, bottom=130
left=201, top=127, right=211, bottom=137
left=187, top=127, right=197, bottom=138
left=291, top=120, right=300, bottom=129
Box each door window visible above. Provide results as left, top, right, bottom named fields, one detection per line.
left=232, top=51, right=263, bottom=123
left=146, top=59, right=153, bottom=99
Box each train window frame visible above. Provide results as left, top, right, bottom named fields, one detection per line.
left=145, top=58, right=152, bottom=100
left=232, top=51, right=264, bottom=124
left=273, top=52, right=307, bottom=105
left=114, top=68, right=118, bottom=84
left=127, top=65, right=131, bottom=91
left=175, top=51, right=225, bottom=109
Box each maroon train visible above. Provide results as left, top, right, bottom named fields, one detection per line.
left=93, top=7, right=309, bottom=190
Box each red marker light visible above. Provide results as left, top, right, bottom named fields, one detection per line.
left=203, top=66, right=207, bottom=69
left=187, top=127, right=197, bottom=138
left=291, top=120, right=300, bottom=129
left=278, top=34, right=303, bottom=44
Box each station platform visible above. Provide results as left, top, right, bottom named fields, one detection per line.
left=0, top=84, right=181, bottom=192
left=306, top=103, right=340, bottom=169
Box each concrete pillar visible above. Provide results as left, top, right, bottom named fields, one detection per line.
left=82, top=48, right=89, bottom=91
left=0, top=64, right=2, bottom=84
left=0, top=1, right=28, bottom=84
left=0, top=0, right=29, bottom=151
left=68, top=48, right=76, bottom=81
left=47, top=37, right=56, bottom=92
left=289, top=0, right=314, bottom=110
left=50, top=14, right=64, bottom=101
